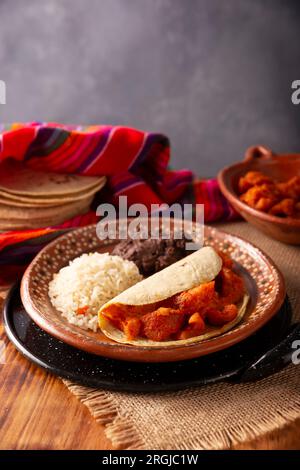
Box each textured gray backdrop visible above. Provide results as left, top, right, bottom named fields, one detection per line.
left=0, top=0, right=300, bottom=176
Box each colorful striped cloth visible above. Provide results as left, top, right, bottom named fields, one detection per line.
left=0, top=122, right=236, bottom=285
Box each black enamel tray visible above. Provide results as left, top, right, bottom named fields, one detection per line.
left=3, top=283, right=299, bottom=392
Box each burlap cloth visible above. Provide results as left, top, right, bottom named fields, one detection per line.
left=64, top=222, right=300, bottom=450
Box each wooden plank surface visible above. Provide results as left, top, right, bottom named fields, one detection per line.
left=1, top=295, right=299, bottom=450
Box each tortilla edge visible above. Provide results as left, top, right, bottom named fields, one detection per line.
left=99, top=247, right=223, bottom=309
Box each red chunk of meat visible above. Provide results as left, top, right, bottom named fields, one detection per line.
left=123, top=318, right=142, bottom=340
left=205, top=304, right=238, bottom=326
left=177, top=312, right=206, bottom=340
left=171, top=281, right=216, bottom=314
left=277, top=176, right=300, bottom=200
left=238, top=171, right=273, bottom=194
left=216, top=268, right=244, bottom=306
left=141, top=308, right=185, bottom=341
left=240, top=184, right=280, bottom=211
left=269, top=198, right=295, bottom=217
left=238, top=172, right=300, bottom=218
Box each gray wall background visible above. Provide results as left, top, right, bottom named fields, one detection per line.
left=0, top=0, right=300, bottom=176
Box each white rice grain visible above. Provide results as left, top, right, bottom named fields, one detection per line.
left=49, top=252, right=142, bottom=332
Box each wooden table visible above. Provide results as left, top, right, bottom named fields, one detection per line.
left=1, top=294, right=300, bottom=450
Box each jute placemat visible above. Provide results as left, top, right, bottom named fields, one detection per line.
left=64, top=222, right=300, bottom=450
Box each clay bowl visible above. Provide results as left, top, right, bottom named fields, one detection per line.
left=218, top=145, right=300, bottom=244
left=20, top=221, right=285, bottom=362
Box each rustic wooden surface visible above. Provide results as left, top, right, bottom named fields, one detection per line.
left=1, top=294, right=299, bottom=450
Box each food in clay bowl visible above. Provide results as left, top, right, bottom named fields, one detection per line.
left=218, top=145, right=300, bottom=244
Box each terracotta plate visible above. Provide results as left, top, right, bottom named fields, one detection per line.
left=20, top=222, right=285, bottom=362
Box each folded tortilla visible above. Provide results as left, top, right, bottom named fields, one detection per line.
left=98, top=246, right=249, bottom=347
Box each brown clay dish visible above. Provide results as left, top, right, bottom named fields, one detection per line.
left=218, top=145, right=300, bottom=244
left=20, top=221, right=285, bottom=362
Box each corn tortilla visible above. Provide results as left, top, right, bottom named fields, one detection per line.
left=98, top=247, right=249, bottom=347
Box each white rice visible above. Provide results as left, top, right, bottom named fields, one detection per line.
left=49, top=252, right=142, bottom=332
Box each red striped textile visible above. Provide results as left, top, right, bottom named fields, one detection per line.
left=0, top=123, right=237, bottom=284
